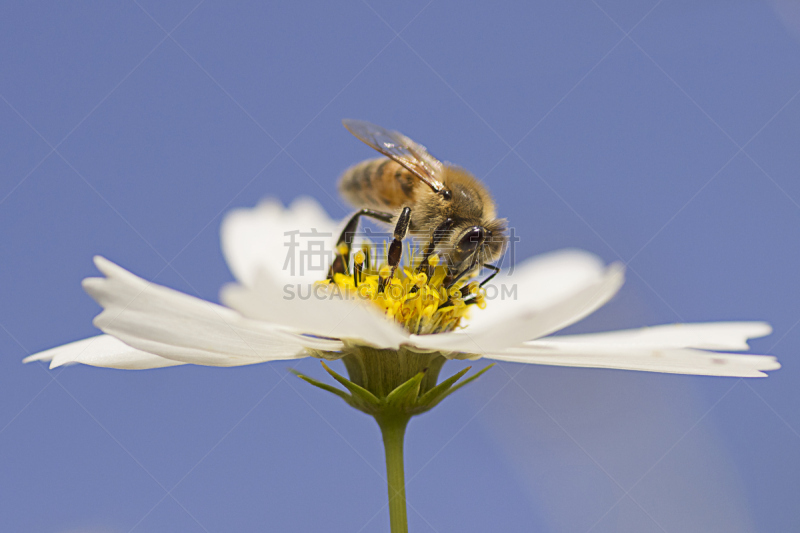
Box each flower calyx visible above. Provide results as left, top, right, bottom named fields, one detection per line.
left=292, top=345, right=493, bottom=418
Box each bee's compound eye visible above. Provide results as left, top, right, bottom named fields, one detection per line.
left=441, top=189, right=452, bottom=201
left=456, top=226, right=485, bottom=257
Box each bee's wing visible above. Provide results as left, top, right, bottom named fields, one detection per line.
left=343, top=119, right=446, bottom=193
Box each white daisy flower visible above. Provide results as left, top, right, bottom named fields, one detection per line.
left=24, top=195, right=779, bottom=533
left=24, top=196, right=779, bottom=379
left=25, top=198, right=780, bottom=377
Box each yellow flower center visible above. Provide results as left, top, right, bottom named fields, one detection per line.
left=319, top=244, right=487, bottom=335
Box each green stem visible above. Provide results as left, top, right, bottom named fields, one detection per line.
left=377, top=413, right=410, bottom=533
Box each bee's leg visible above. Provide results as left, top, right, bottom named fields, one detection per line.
left=438, top=252, right=485, bottom=310
left=479, top=263, right=500, bottom=287
left=444, top=250, right=482, bottom=291
left=328, top=209, right=393, bottom=280
left=416, top=217, right=454, bottom=273
left=378, top=207, right=411, bottom=293
left=408, top=218, right=454, bottom=295
left=463, top=264, right=500, bottom=305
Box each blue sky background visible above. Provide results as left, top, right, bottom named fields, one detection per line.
left=2, top=1, right=799, bottom=532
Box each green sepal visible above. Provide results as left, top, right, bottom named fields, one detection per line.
left=440, top=364, right=494, bottom=401
left=321, top=361, right=381, bottom=408
left=385, top=371, right=425, bottom=410
left=420, top=364, right=495, bottom=409
left=416, top=366, right=472, bottom=407
left=290, top=369, right=351, bottom=403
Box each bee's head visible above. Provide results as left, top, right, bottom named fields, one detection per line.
left=448, top=218, right=507, bottom=272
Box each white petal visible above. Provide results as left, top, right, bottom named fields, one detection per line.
left=481, top=341, right=780, bottom=377
left=221, top=197, right=342, bottom=288
left=83, top=256, right=342, bottom=367
left=23, top=335, right=184, bottom=370
left=409, top=261, right=625, bottom=354
left=538, top=322, right=772, bottom=352
left=220, top=273, right=409, bottom=349
left=467, top=249, right=608, bottom=330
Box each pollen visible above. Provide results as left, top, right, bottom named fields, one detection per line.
left=324, top=246, right=478, bottom=335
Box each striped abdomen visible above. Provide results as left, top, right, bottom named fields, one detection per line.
left=339, top=158, right=419, bottom=211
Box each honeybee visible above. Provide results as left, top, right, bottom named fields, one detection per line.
left=329, top=119, right=507, bottom=293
